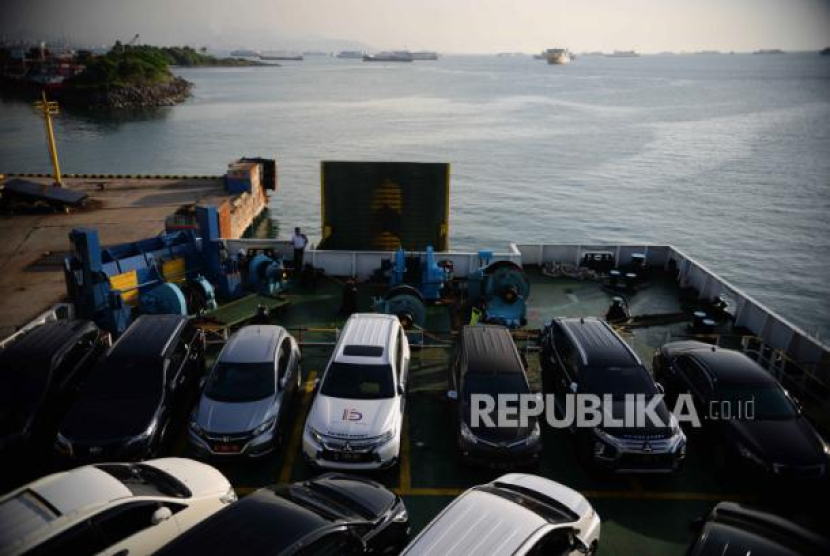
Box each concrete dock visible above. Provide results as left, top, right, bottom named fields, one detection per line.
left=0, top=174, right=266, bottom=338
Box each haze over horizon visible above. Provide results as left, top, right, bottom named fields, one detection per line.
left=2, top=0, right=829, bottom=53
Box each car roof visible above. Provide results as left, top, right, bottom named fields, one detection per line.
left=220, top=325, right=287, bottom=364
left=333, top=314, right=398, bottom=366
left=111, top=314, right=187, bottom=364
left=0, top=465, right=132, bottom=550
left=152, top=486, right=339, bottom=556
left=0, top=320, right=97, bottom=372
left=685, top=347, right=775, bottom=384
left=460, top=325, right=523, bottom=376
left=556, top=317, right=641, bottom=368
left=401, top=488, right=548, bottom=555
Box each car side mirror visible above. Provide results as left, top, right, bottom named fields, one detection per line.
left=447, top=390, right=458, bottom=401
left=151, top=506, right=173, bottom=525
left=571, top=535, right=590, bottom=554
left=570, top=382, right=578, bottom=394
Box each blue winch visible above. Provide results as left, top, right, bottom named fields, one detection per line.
left=467, top=251, right=530, bottom=328
left=247, top=252, right=288, bottom=296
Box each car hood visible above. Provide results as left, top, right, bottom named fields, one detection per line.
left=61, top=396, right=159, bottom=441
left=195, top=395, right=278, bottom=434
left=144, top=457, right=232, bottom=498
left=309, top=395, right=398, bottom=438
left=728, top=417, right=825, bottom=466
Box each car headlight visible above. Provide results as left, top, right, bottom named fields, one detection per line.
left=370, top=430, right=395, bottom=447
left=737, top=443, right=768, bottom=469
left=525, top=422, right=541, bottom=445
left=391, top=505, right=408, bottom=523
left=307, top=426, right=324, bottom=444
left=55, top=432, right=73, bottom=457
left=253, top=417, right=277, bottom=437
left=823, top=442, right=830, bottom=457
left=127, top=420, right=157, bottom=445
left=220, top=487, right=238, bottom=505
left=189, top=420, right=205, bottom=438
left=460, top=422, right=478, bottom=444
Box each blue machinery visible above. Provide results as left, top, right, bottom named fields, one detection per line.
left=64, top=205, right=287, bottom=335
left=374, top=247, right=530, bottom=329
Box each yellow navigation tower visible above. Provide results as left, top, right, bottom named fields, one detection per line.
left=33, top=91, right=63, bottom=187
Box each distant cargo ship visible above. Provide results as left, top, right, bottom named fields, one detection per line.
left=753, top=49, right=785, bottom=55
left=230, top=49, right=259, bottom=57
left=545, top=48, right=571, bottom=65
left=363, top=51, right=414, bottom=62
left=606, top=50, right=640, bottom=57
left=336, top=50, right=364, bottom=59
left=411, top=51, right=438, bottom=61
left=259, top=52, right=303, bottom=61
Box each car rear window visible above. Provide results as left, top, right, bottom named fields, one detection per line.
left=321, top=362, right=394, bottom=399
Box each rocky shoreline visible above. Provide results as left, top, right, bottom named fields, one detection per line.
left=57, top=76, right=193, bottom=109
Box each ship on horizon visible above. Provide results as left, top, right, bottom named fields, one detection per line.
left=545, top=48, right=571, bottom=65
left=606, top=50, right=640, bottom=57
left=411, top=51, right=438, bottom=60
left=336, top=50, right=365, bottom=59
left=363, top=51, right=414, bottom=62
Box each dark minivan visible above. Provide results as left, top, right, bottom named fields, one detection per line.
left=0, top=320, right=105, bottom=458
left=152, top=473, right=410, bottom=556
left=656, top=341, right=829, bottom=481
left=55, top=315, right=204, bottom=462
left=447, top=325, right=542, bottom=467
left=687, top=502, right=830, bottom=556
left=540, top=317, right=686, bottom=473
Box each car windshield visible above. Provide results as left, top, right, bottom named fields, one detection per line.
left=96, top=463, right=192, bottom=498
left=716, top=382, right=797, bottom=419
left=83, top=357, right=162, bottom=400
left=581, top=366, right=658, bottom=398
left=320, top=362, right=394, bottom=399
left=205, top=362, right=275, bottom=402
left=462, top=372, right=530, bottom=398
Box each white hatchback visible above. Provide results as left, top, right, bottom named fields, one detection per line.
left=303, top=314, right=410, bottom=470
left=0, top=458, right=236, bottom=556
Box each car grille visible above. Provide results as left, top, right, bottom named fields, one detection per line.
left=320, top=436, right=377, bottom=452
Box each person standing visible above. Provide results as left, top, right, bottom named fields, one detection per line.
left=290, top=227, right=308, bottom=273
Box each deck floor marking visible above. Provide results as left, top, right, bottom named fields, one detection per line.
left=399, top=413, right=412, bottom=491
left=279, top=370, right=316, bottom=484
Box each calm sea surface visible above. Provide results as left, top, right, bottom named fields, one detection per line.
left=1, top=54, right=829, bottom=340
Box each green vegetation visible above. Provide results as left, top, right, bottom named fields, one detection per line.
left=69, top=44, right=173, bottom=88
left=69, top=44, right=261, bottom=88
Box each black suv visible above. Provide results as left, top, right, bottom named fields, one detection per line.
left=0, top=320, right=105, bottom=459
left=447, top=325, right=541, bottom=467
left=656, top=341, right=828, bottom=481
left=56, top=315, right=204, bottom=462
left=687, top=502, right=830, bottom=555
left=153, top=473, right=410, bottom=556
left=540, top=317, right=686, bottom=472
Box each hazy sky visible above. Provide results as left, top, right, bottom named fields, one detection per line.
left=2, top=0, right=829, bottom=53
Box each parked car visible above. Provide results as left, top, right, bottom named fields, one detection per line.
left=540, top=317, right=686, bottom=473
left=303, top=314, right=409, bottom=470
left=686, top=502, right=830, bottom=555
left=152, top=473, right=409, bottom=556
left=447, top=325, right=541, bottom=467
left=0, top=320, right=105, bottom=458
left=400, top=473, right=600, bottom=555
left=656, top=341, right=829, bottom=480
left=55, top=315, right=205, bottom=463
left=0, top=457, right=236, bottom=556
left=189, top=325, right=302, bottom=458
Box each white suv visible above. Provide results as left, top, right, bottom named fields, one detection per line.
left=400, top=474, right=601, bottom=556
left=303, top=313, right=410, bottom=470
left=0, top=458, right=235, bottom=556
